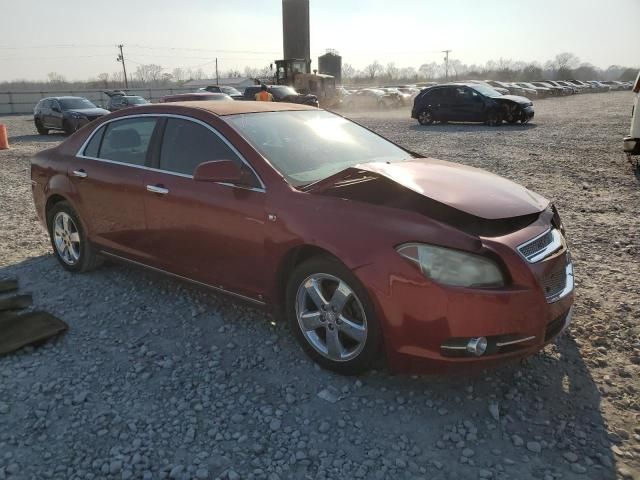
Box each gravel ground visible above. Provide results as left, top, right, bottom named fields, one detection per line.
left=0, top=92, right=638, bottom=480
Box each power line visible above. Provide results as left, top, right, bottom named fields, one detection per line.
left=0, top=54, right=114, bottom=61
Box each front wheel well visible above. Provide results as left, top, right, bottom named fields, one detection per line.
left=275, top=245, right=342, bottom=308
left=45, top=195, right=68, bottom=223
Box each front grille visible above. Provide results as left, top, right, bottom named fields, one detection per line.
left=541, top=263, right=567, bottom=300
left=519, top=229, right=553, bottom=260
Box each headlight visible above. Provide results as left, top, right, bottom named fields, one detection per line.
left=396, top=243, right=505, bottom=288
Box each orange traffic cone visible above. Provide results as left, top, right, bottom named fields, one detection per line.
left=0, top=124, right=8, bottom=150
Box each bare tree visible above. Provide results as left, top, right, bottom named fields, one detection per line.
left=364, top=61, right=383, bottom=80
left=96, top=73, right=109, bottom=88
left=47, top=72, right=67, bottom=84
left=385, top=62, right=398, bottom=81
left=342, top=63, right=356, bottom=79
left=135, top=64, right=164, bottom=84
left=418, top=62, right=440, bottom=80
left=172, top=68, right=185, bottom=83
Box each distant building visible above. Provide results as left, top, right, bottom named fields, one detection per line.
left=318, top=50, right=342, bottom=83
left=183, top=77, right=257, bottom=89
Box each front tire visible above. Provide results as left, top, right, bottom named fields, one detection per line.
left=47, top=201, right=102, bottom=273
left=417, top=108, right=434, bottom=125
left=286, top=256, right=382, bottom=375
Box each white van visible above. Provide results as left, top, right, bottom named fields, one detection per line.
left=623, top=70, right=640, bottom=157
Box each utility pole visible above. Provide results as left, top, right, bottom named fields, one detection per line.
left=442, top=49, right=452, bottom=81
left=215, top=57, right=219, bottom=85
left=116, top=44, right=129, bottom=89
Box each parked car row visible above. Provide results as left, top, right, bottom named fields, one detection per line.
left=338, top=77, right=633, bottom=111
left=32, top=84, right=322, bottom=135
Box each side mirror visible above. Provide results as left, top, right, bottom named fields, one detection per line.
left=194, top=160, right=245, bottom=184
left=52, top=106, right=61, bottom=113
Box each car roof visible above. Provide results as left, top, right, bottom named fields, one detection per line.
left=43, top=96, right=88, bottom=100
left=129, top=100, right=317, bottom=116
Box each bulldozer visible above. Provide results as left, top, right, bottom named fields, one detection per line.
left=274, top=59, right=338, bottom=108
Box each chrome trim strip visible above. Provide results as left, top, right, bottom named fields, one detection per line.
left=440, top=344, right=467, bottom=350
left=495, top=335, right=536, bottom=347
left=100, top=251, right=267, bottom=306
left=546, top=261, right=574, bottom=304
left=517, top=228, right=564, bottom=264
left=74, top=113, right=266, bottom=192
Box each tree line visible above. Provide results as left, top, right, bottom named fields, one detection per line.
left=0, top=52, right=636, bottom=91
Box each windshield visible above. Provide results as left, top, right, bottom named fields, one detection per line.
left=60, top=98, right=96, bottom=110
left=220, top=86, right=241, bottom=95
left=468, top=84, right=502, bottom=98
left=226, top=110, right=411, bottom=186
left=270, top=86, right=297, bottom=98
left=126, top=97, right=147, bottom=104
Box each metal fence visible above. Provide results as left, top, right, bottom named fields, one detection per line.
left=0, top=87, right=204, bottom=114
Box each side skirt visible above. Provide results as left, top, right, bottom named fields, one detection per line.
left=99, top=250, right=267, bottom=308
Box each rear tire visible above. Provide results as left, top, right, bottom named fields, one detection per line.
left=47, top=201, right=103, bottom=273
left=35, top=119, right=49, bottom=135
left=286, top=256, right=382, bottom=375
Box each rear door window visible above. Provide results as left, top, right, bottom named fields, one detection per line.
left=97, top=117, right=158, bottom=166
left=159, top=118, right=242, bottom=176
left=83, top=125, right=105, bottom=158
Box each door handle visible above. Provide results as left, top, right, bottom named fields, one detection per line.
left=146, top=184, right=169, bottom=195
left=72, top=169, right=88, bottom=178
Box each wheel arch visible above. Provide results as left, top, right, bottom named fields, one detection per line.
left=274, top=244, right=344, bottom=308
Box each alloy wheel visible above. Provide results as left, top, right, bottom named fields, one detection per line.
left=295, top=273, right=368, bottom=362
left=418, top=110, right=433, bottom=125
left=53, top=212, right=81, bottom=265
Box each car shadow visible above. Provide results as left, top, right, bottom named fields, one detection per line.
left=0, top=255, right=622, bottom=479
left=409, top=122, right=539, bottom=133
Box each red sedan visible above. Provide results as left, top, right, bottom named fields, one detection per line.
left=30, top=101, right=574, bottom=374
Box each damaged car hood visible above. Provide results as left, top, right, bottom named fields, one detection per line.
left=495, top=95, right=532, bottom=106
left=304, top=158, right=549, bottom=236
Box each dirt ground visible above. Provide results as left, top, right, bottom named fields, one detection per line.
left=0, top=92, right=638, bottom=480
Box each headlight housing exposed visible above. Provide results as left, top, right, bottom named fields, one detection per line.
left=397, top=243, right=505, bottom=288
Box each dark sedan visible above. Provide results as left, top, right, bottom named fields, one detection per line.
left=412, top=83, right=534, bottom=126
left=31, top=101, right=572, bottom=374
left=34, top=97, right=109, bottom=135
left=106, top=95, right=149, bottom=112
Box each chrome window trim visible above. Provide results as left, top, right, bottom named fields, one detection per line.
left=517, top=228, right=564, bottom=264
left=75, top=113, right=266, bottom=193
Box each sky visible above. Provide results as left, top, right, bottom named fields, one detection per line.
left=0, top=0, right=637, bottom=82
